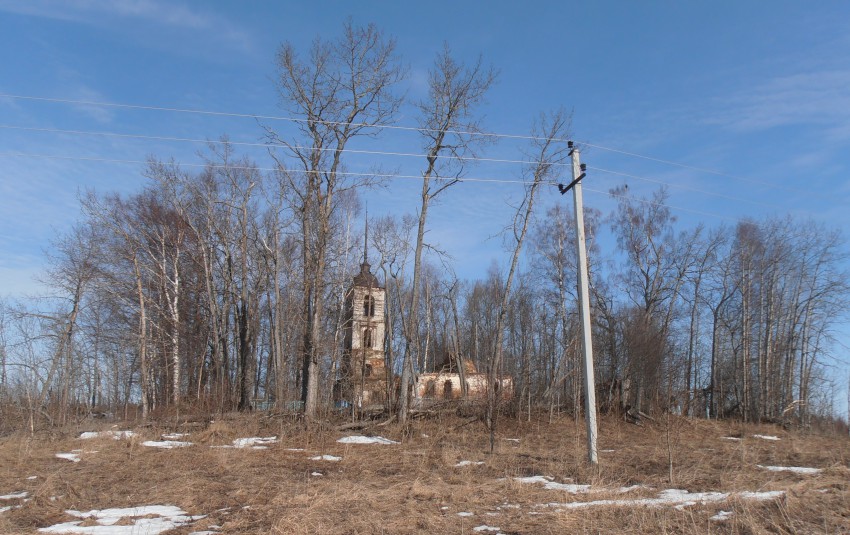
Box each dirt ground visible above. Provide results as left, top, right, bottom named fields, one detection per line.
left=0, top=410, right=848, bottom=534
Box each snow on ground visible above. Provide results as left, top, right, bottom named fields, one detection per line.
left=757, top=465, right=822, bottom=475
left=0, top=491, right=28, bottom=514
left=161, top=433, right=189, bottom=440
left=457, top=512, right=474, bottom=517
left=55, top=453, right=81, bottom=462
left=38, top=505, right=205, bottom=534
left=336, top=435, right=398, bottom=445
left=472, top=526, right=502, bottom=533
left=514, top=476, right=645, bottom=494
left=710, top=510, right=734, bottom=521
left=721, top=437, right=742, bottom=441
left=27, top=476, right=38, bottom=480
left=310, top=455, right=342, bottom=461
left=455, top=460, right=485, bottom=467
left=211, top=437, right=278, bottom=449
left=231, top=437, right=277, bottom=449
left=737, top=491, right=787, bottom=501
left=753, top=434, right=780, bottom=441
left=539, top=488, right=785, bottom=511
left=142, top=440, right=193, bottom=449
left=515, top=476, right=592, bottom=493
left=79, top=431, right=135, bottom=440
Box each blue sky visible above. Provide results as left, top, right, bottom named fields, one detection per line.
left=2, top=2, right=850, bottom=407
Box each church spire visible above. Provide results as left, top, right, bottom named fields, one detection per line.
left=353, top=208, right=382, bottom=289
left=363, top=208, right=368, bottom=266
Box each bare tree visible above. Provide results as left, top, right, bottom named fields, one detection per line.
left=398, top=45, right=496, bottom=425
left=271, top=21, right=404, bottom=420
left=486, top=110, right=571, bottom=451
left=608, top=185, right=678, bottom=413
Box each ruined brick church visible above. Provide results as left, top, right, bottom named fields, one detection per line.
left=337, top=231, right=512, bottom=411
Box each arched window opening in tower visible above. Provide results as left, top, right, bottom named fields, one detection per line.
left=363, top=327, right=373, bottom=348
left=363, top=294, right=375, bottom=317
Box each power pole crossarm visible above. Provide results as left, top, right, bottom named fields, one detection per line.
left=568, top=141, right=598, bottom=465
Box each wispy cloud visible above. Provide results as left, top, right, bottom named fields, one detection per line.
left=0, top=0, right=253, bottom=52
left=707, top=69, right=850, bottom=132
left=62, top=80, right=115, bottom=124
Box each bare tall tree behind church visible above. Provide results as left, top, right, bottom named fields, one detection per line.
left=398, top=46, right=496, bottom=424
left=270, top=21, right=404, bottom=419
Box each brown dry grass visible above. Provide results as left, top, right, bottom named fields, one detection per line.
left=0, top=412, right=848, bottom=534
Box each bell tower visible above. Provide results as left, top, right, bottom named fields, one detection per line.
left=341, top=222, right=387, bottom=410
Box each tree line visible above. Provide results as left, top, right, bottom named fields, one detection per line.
left=1, top=22, right=847, bottom=431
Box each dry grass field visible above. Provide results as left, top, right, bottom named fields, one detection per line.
left=0, top=410, right=848, bottom=534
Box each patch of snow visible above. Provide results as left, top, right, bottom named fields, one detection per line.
left=55, top=453, right=81, bottom=463
left=457, top=512, right=474, bottom=517
left=142, top=440, right=193, bottom=449
left=617, top=485, right=648, bottom=493
left=540, top=488, right=785, bottom=511
left=472, top=526, right=502, bottom=533
left=0, top=506, right=12, bottom=514
left=27, top=476, right=38, bottom=480
left=737, top=490, right=785, bottom=501
left=161, top=433, right=188, bottom=440
left=232, top=436, right=277, bottom=449
left=310, top=472, right=323, bottom=477
left=189, top=531, right=220, bottom=535
left=455, top=460, right=485, bottom=467
left=502, top=438, right=520, bottom=442
left=710, top=510, right=734, bottom=521
left=753, top=434, right=780, bottom=441
left=601, top=449, right=616, bottom=453
left=38, top=505, right=204, bottom=534
left=0, top=491, right=28, bottom=500
left=515, top=476, right=592, bottom=493
left=721, top=437, right=742, bottom=441
left=310, top=455, right=342, bottom=462
left=285, top=448, right=305, bottom=452
left=336, top=435, right=398, bottom=445
left=757, top=465, right=822, bottom=475
left=79, top=430, right=135, bottom=440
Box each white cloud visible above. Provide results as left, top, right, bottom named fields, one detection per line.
left=707, top=69, right=850, bottom=132
left=0, top=0, right=253, bottom=51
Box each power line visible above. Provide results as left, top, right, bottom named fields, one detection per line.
left=0, top=123, right=792, bottom=208
left=579, top=141, right=790, bottom=192
left=0, top=93, right=797, bottom=193
left=0, top=150, right=740, bottom=222
left=0, top=151, right=539, bottom=185
left=587, top=165, right=784, bottom=210
left=0, top=123, right=561, bottom=166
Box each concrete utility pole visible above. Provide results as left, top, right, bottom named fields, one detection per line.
left=563, top=141, right=598, bottom=465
